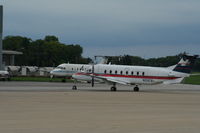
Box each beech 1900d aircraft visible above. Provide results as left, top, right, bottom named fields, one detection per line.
left=72, top=55, right=198, bottom=91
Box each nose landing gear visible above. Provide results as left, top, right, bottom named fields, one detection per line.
left=72, top=85, right=77, bottom=90
left=110, top=83, right=117, bottom=91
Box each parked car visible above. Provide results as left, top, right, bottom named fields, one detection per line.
left=0, top=70, right=10, bottom=81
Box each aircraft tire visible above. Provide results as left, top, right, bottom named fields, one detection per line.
left=111, top=86, right=117, bottom=91
left=134, top=87, right=139, bottom=92
left=72, top=85, right=77, bottom=90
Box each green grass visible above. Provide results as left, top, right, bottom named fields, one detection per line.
left=10, top=76, right=73, bottom=82
left=183, top=74, right=200, bottom=85
left=9, top=74, right=200, bottom=85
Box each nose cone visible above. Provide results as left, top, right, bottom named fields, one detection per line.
left=50, top=68, right=73, bottom=77
left=50, top=70, right=54, bottom=75
left=50, top=69, right=64, bottom=76
left=50, top=69, right=57, bottom=75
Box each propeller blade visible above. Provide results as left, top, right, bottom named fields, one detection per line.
left=92, top=76, right=94, bottom=87
left=91, top=64, right=94, bottom=87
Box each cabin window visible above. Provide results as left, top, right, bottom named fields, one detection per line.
left=77, top=68, right=79, bottom=71
left=89, top=69, right=91, bottom=73
left=120, top=71, right=123, bottom=75
left=137, top=72, right=139, bottom=76
left=131, top=71, right=134, bottom=75
left=126, top=71, right=128, bottom=75
left=110, top=70, right=112, bottom=74
left=104, top=70, right=107, bottom=74
left=72, top=68, right=73, bottom=71
left=142, top=72, right=145, bottom=76
left=115, top=70, right=117, bottom=74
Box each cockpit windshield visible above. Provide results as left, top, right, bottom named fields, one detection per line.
left=56, top=66, right=65, bottom=70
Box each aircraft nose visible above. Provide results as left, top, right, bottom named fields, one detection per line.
left=50, top=69, right=66, bottom=76
left=50, top=69, right=58, bottom=75
left=50, top=70, right=54, bottom=75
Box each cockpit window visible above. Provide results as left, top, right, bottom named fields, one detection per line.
left=57, top=66, right=65, bottom=70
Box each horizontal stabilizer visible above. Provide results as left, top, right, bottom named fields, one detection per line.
left=163, top=77, right=184, bottom=84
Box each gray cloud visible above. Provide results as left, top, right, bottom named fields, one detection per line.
left=83, top=44, right=200, bottom=58
left=1, top=0, right=200, bottom=57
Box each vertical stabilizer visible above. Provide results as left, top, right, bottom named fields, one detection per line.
left=173, top=55, right=198, bottom=74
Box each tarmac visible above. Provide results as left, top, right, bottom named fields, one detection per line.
left=0, top=81, right=200, bottom=133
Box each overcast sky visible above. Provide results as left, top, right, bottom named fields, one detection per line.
left=1, top=0, right=200, bottom=58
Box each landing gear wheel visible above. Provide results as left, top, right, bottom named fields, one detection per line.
left=72, top=85, right=77, bottom=90
left=134, top=86, right=139, bottom=92
left=111, top=86, right=117, bottom=91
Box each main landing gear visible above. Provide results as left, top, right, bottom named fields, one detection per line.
left=72, top=80, right=77, bottom=90
left=110, top=84, right=140, bottom=92
left=133, top=85, right=139, bottom=92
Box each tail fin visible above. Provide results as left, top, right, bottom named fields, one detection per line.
left=173, top=54, right=198, bottom=74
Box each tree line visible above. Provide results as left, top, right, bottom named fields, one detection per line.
left=107, top=54, right=200, bottom=72
left=3, top=35, right=91, bottom=67
left=3, top=35, right=200, bottom=72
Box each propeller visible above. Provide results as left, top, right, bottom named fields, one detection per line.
left=91, top=64, right=94, bottom=87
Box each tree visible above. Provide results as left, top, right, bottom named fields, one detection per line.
left=3, top=35, right=89, bottom=67
left=44, top=35, right=59, bottom=42
left=3, top=36, right=31, bottom=51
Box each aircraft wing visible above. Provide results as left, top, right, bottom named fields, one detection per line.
left=95, top=76, right=131, bottom=85
left=190, top=74, right=200, bottom=76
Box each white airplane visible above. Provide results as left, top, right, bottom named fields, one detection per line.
left=72, top=54, right=198, bottom=91
left=0, top=70, right=10, bottom=80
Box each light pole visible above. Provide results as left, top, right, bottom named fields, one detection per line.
left=0, top=5, right=3, bottom=70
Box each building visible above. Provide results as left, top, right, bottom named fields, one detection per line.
left=2, top=50, right=23, bottom=66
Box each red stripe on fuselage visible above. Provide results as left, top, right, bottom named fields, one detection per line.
left=74, top=73, right=180, bottom=80
left=174, top=67, right=191, bottom=70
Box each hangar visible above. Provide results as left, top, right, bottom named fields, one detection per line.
left=2, top=50, right=23, bottom=66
